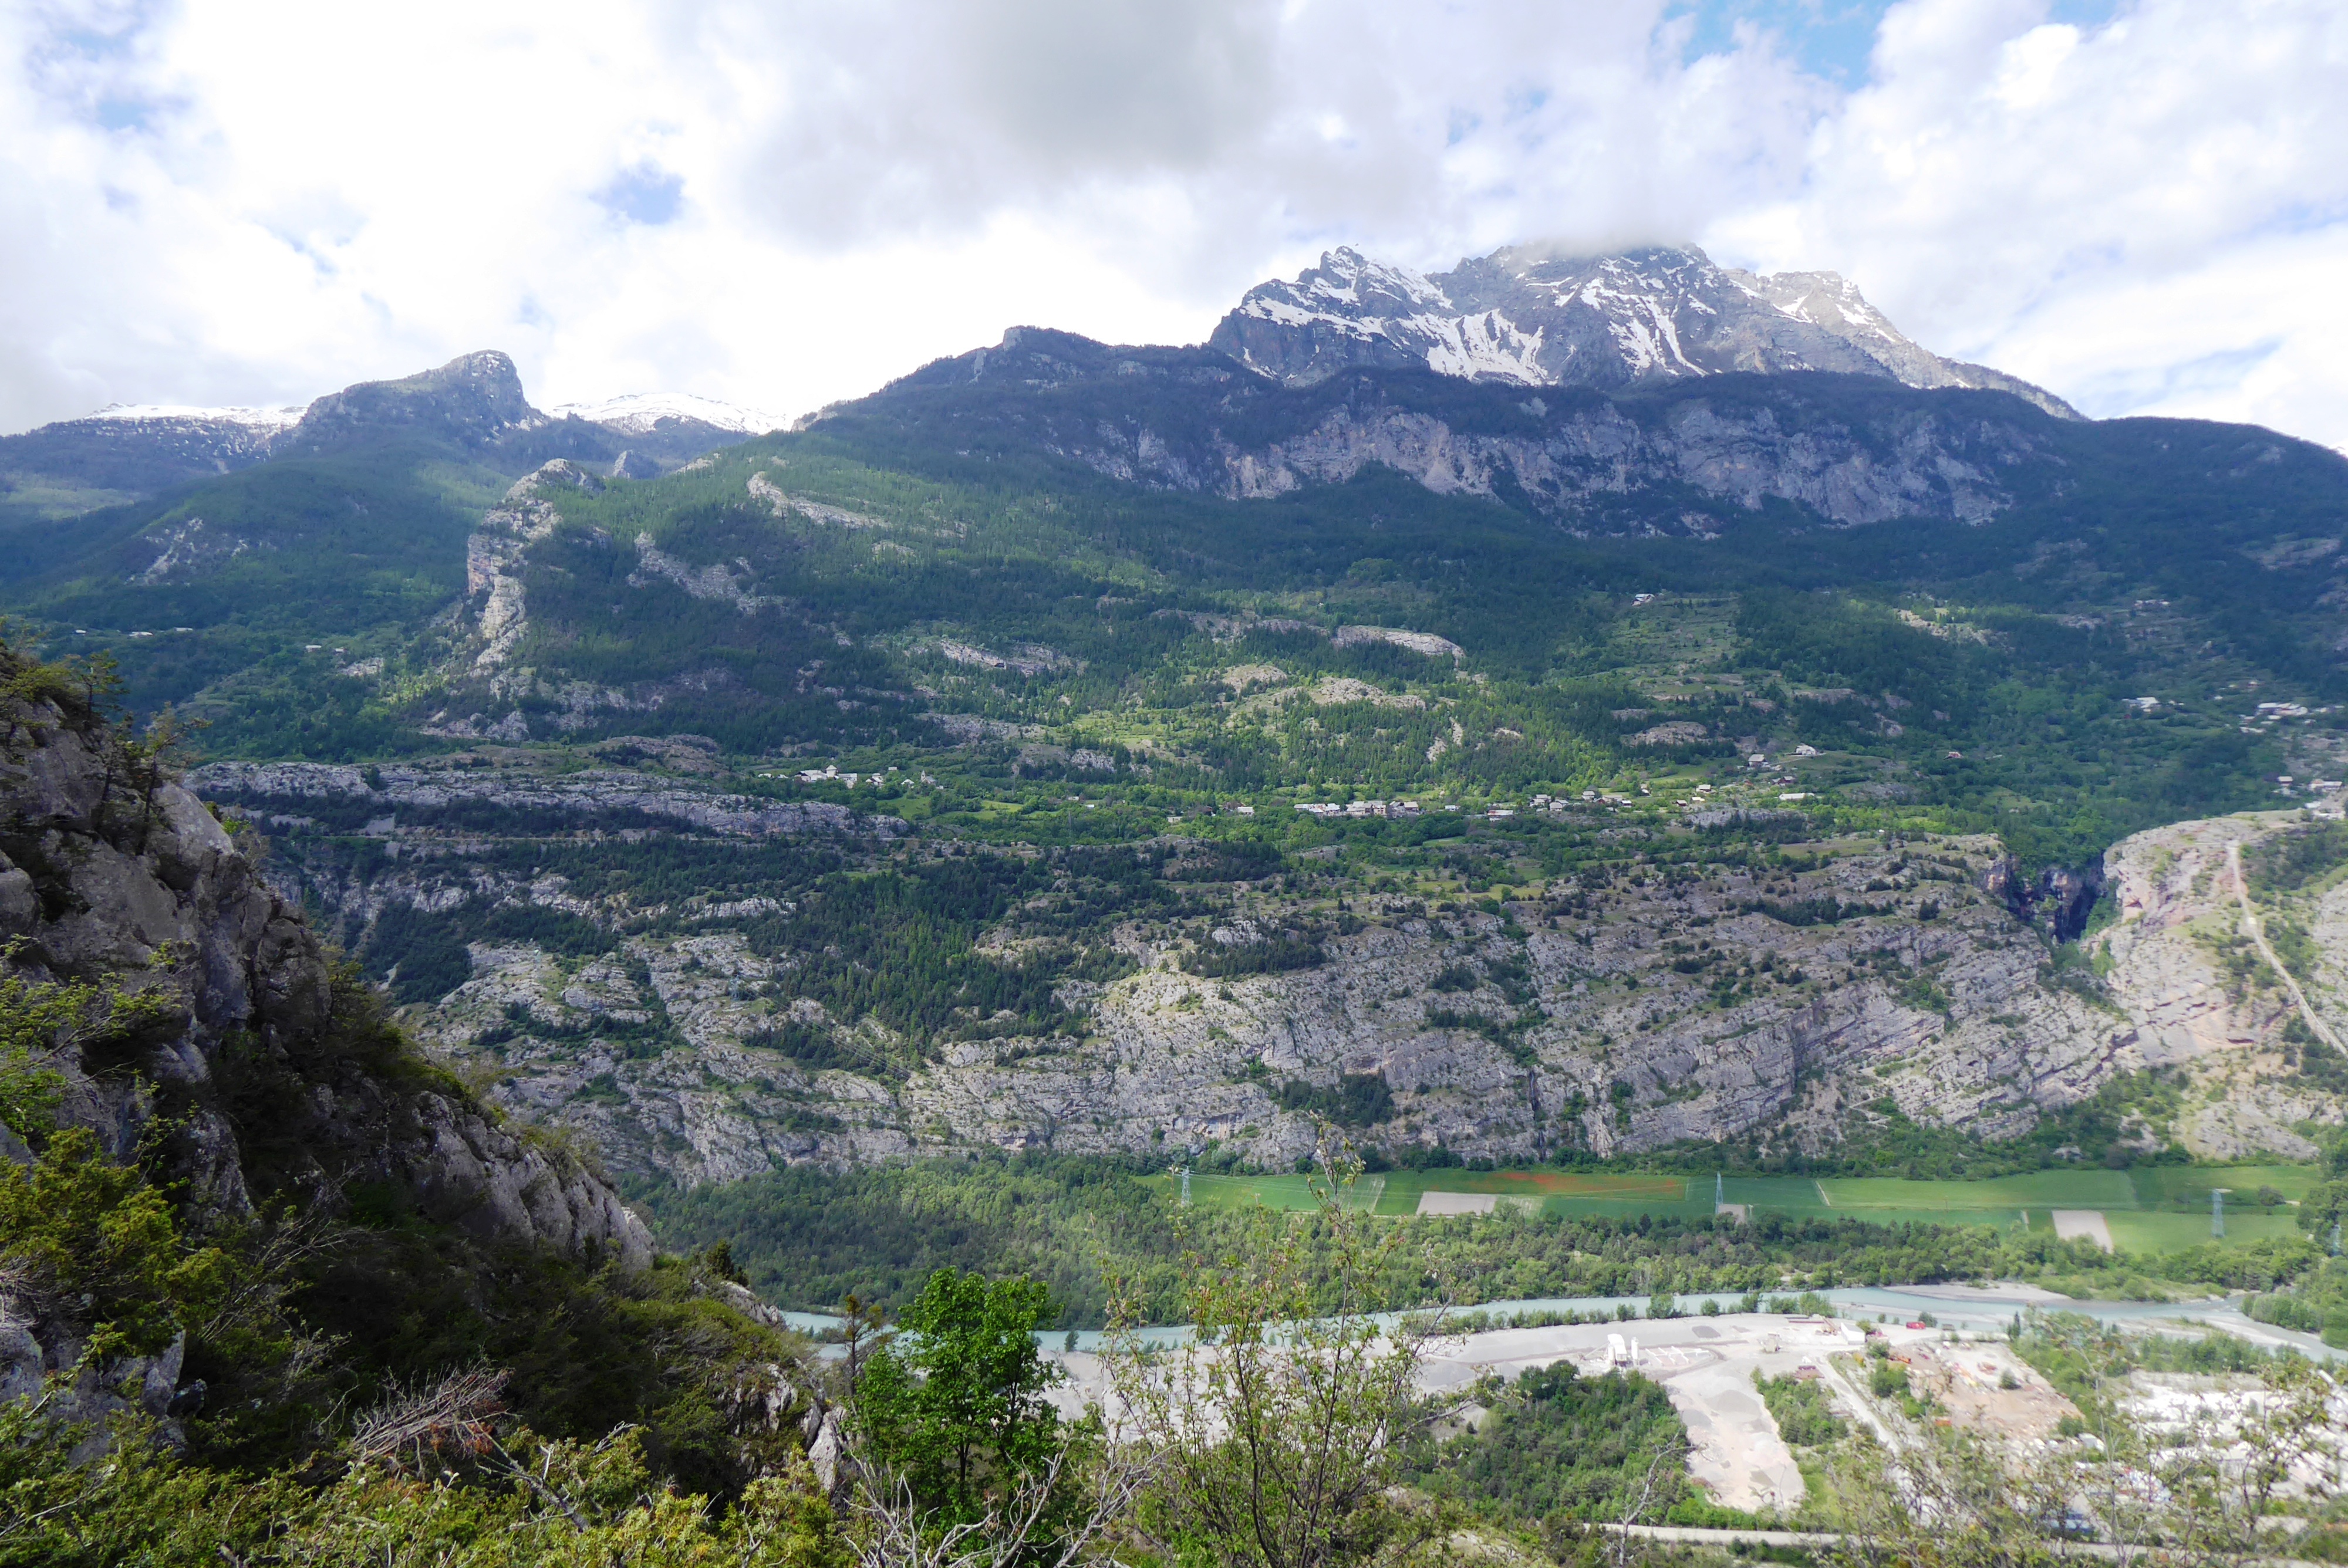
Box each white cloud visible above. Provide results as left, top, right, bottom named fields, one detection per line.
left=2, top=0, right=2344, bottom=451
left=1704, top=0, right=2348, bottom=440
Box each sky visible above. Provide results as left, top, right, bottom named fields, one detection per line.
left=3, top=0, right=2345, bottom=449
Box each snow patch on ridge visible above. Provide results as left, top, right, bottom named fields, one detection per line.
left=551, top=392, right=782, bottom=435
left=1210, top=241, right=2082, bottom=420
left=1419, top=311, right=1546, bottom=384
left=85, top=403, right=305, bottom=428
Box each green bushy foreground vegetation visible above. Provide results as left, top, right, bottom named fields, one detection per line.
left=8, top=972, right=2340, bottom=1568
left=0, top=969, right=844, bottom=1564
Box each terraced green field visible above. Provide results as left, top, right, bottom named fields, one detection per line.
left=1149, top=1164, right=2319, bottom=1253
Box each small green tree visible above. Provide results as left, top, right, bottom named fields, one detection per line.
left=0, top=945, right=183, bottom=1147
left=853, top=1268, right=1071, bottom=1525
left=2299, top=1131, right=2348, bottom=1242
left=849, top=1268, right=1145, bottom=1568
left=1111, top=1139, right=1454, bottom=1568
left=0, top=965, right=82, bottom=1144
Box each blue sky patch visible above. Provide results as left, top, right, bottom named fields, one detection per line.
left=596, top=164, right=684, bottom=227
left=1666, top=0, right=2124, bottom=86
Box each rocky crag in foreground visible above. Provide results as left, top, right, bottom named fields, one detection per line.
left=1, top=678, right=652, bottom=1442
left=197, top=752, right=2347, bottom=1185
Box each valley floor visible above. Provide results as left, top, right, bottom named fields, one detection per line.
left=1166, top=1163, right=2317, bottom=1254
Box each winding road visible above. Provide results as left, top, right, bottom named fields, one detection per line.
left=2226, top=840, right=2344, bottom=1053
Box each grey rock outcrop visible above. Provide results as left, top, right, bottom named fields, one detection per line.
left=383, top=814, right=2344, bottom=1183
left=1190, top=391, right=2032, bottom=527
left=876, top=326, right=2056, bottom=532
left=1, top=688, right=655, bottom=1285
left=1210, top=244, right=2081, bottom=420
left=0, top=1310, right=190, bottom=1463
left=192, top=758, right=889, bottom=840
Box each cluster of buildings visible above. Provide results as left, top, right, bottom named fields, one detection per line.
left=2287, top=775, right=2347, bottom=818
left=1288, top=790, right=1645, bottom=823
left=774, top=764, right=905, bottom=786
left=1295, top=799, right=1423, bottom=819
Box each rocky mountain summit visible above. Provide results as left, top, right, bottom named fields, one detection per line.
left=0, top=354, right=770, bottom=520
left=271, top=350, right=548, bottom=458
left=851, top=324, right=2114, bottom=532
left=1210, top=244, right=2079, bottom=419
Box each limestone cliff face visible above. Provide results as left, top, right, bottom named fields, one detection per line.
left=1129, top=396, right=2030, bottom=529
left=866, top=327, right=2050, bottom=532
left=2086, top=811, right=2348, bottom=1160
left=1, top=691, right=653, bottom=1431
left=188, top=732, right=2348, bottom=1181
left=377, top=817, right=2343, bottom=1184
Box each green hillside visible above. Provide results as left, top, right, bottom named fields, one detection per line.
left=14, top=371, right=2347, bottom=870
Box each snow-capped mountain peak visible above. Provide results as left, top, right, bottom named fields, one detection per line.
left=549, top=392, right=782, bottom=437
left=1229, top=246, right=1550, bottom=386
left=1295, top=246, right=1450, bottom=310
left=1209, top=242, right=2079, bottom=418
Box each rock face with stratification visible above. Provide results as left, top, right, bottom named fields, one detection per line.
left=197, top=745, right=2343, bottom=1184
left=1, top=688, right=654, bottom=1444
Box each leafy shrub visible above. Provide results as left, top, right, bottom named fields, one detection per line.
left=1404, top=1361, right=1689, bottom=1523
left=0, top=1128, right=228, bottom=1360
left=1756, top=1371, right=1844, bottom=1447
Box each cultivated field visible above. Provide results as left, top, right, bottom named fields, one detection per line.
left=1149, top=1164, right=2317, bottom=1253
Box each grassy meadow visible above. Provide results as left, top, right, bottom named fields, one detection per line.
left=1151, top=1163, right=2319, bottom=1254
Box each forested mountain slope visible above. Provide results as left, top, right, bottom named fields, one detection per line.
left=6, top=258, right=2348, bottom=1174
